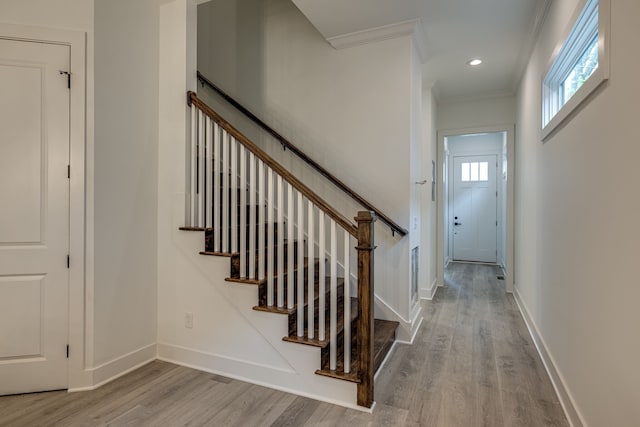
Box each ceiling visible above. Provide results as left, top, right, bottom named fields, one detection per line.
left=292, top=0, right=548, bottom=101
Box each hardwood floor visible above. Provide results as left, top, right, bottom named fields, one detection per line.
left=0, top=263, right=568, bottom=426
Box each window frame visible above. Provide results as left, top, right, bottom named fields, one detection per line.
left=541, top=0, right=610, bottom=141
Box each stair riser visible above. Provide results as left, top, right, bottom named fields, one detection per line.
left=286, top=290, right=346, bottom=337
left=230, top=241, right=299, bottom=278
left=320, top=320, right=357, bottom=369
left=258, top=261, right=320, bottom=306
left=205, top=223, right=280, bottom=253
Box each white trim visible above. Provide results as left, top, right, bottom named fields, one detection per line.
left=0, top=23, right=89, bottom=391
left=73, top=344, right=158, bottom=391
left=374, top=294, right=423, bottom=344
left=512, top=0, right=553, bottom=92
left=373, top=341, right=398, bottom=381
left=395, top=315, right=423, bottom=346
left=437, top=125, right=515, bottom=294
left=327, top=19, right=424, bottom=53
left=157, top=344, right=371, bottom=413
left=420, top=278, right=438, bottom=300
left=513, top=288, right=585, bottom=427
left=157, top=342, right=296, bottom=375
left=375, top=294, right=411, bottom=324
left=541, top=0, right=610, bottom=141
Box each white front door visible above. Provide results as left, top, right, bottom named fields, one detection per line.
left=452, top=155, right=497, bottom=263
left=0, top=38, right=70, bottom=394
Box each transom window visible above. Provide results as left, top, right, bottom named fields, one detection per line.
left=541, top=0, right=609, bottom=140
left=461, top=162, right=488, bottom=182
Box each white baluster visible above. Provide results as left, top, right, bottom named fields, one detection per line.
left=330, top=219, right=337, bottom=370
left=307, top=201, right=314, bottom=339
left=277, top=176, right=284, bottom=308
left=287, top=183, right=294, bottom=310
left=297, top=192, right=304, bottom=337
left=258, top=160, right=265, bottom=281
left=267, top=169, right=274, bottom=306
left=205, top=117, right=213, bottom=229
left=318, top=211, right=326, bottom=342
left=344, top=231, right=351, bottom=373
left=197, top=110, right=204, bottom=227
left=239, top=145, right=247, bottom=278
left=189, top=104, right=196, bottom=227
left=249, top=152, right=256, bottom=279
left=230, top=139, right=238, bottom=254
left=213, top=123, right=220, bottom=252
left=222, top=130, right=229, bottom=252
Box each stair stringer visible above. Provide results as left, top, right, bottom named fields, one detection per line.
left=158, top=229, right=362, bottom=410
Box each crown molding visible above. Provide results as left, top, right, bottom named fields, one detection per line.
left=327, top=18, right=428, bottom=60
left=512, top=0, right=553, bottom=91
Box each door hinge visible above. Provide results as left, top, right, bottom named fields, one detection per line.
left=59, top=71, right=71, bottom=89
left=67, top=255, right=70, bottom=269
left=67, top=165, right=71, bottom=179
left=496, top=220, right=498, bottom=226
left=66, top=345, right=69, bottom=358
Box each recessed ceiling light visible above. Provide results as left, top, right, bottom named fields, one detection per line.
left=468, top=58, right=483, bottom=66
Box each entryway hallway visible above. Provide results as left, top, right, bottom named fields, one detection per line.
left=0, top=263, right=568, bottom=426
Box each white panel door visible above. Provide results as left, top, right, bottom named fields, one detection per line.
left=0, top=38, right=70, bottom=394
left=452, top=155, right=497, bottom=262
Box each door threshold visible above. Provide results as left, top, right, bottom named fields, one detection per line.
left=450, top=260, right=498, bottom=266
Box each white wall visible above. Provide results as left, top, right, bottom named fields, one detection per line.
left=93, top=0, right=161, bottom=371
left=437, top=95, right=516, bottom=132
left=515, top=0, right=640, bottom=425
left=420, top=87, right=437, bottom=299
left=197, top=0, right=419, bottom=338
left=0, top=0, right=93, bottom=31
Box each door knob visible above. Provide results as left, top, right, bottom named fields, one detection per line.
left=454, top=222, right=462, bottom=226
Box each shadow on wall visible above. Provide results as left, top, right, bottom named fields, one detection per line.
left=197, top=0, right=265, bottom=126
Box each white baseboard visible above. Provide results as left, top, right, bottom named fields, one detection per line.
left=69, top=343, right=157, bottom=392
left=420, top=278, right=438, bottom=300
left=156, top=343, right=369, bottom=413
left=374, top=294, right=424, bottom=344
left=513, top=288, right=585, bottom=427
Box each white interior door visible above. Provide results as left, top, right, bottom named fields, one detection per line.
left=0, top=38, right=70, bottom=394
left=452, top=155, right=497, bottom=262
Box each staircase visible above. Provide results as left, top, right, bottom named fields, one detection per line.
left=181, top=90, right=400, bottom=408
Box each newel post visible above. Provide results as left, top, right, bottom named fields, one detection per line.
left=355, top=210, right=376, bottom=408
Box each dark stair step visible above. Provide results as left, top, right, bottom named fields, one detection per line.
left=256, top=257, right=321, bottom=306
left=205, top=222, right=281, bottom=253
left=251, top=275, right=345, bottom=333
left=315, top=318, right=399, bottom=383
left=372, top=319, right=399, bottom=373
left=283, top=295, right=356, bottom=349
left=229, top=240, right=300, bottom=279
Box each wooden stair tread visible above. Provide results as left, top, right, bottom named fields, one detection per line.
left=283, top=297, right=357, bottom=348
left=315, top=318, right=399, bottom=382
left=251, top=277, right=344, bottom=320
left=372, top=319, right=399, bottom=373
left=179, top=226, right=206, bottom=231
left=200, top=251, right=233, bottom=257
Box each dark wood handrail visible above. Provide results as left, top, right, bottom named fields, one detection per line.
left=188, top=91, right=358, bottom=238
left=196, top=71, right=408, bottom=237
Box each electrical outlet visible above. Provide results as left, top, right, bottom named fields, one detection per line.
left=184, top=312, right=193, bottom=329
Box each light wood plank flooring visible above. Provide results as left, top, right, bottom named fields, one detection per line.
left=0, top=263, right=568, bottom=426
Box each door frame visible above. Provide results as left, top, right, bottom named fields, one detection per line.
left=450, top=153, right=499, bottom=263
left=0, top=24, right=88, bottom=389
left=437, top=125, right=514, bottom=293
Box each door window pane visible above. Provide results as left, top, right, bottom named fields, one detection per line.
left=479, top=162, right=489, bottom=181
left=461, top=163, right=470, bottom=182
left=470, top=162, right=479, bottom=181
